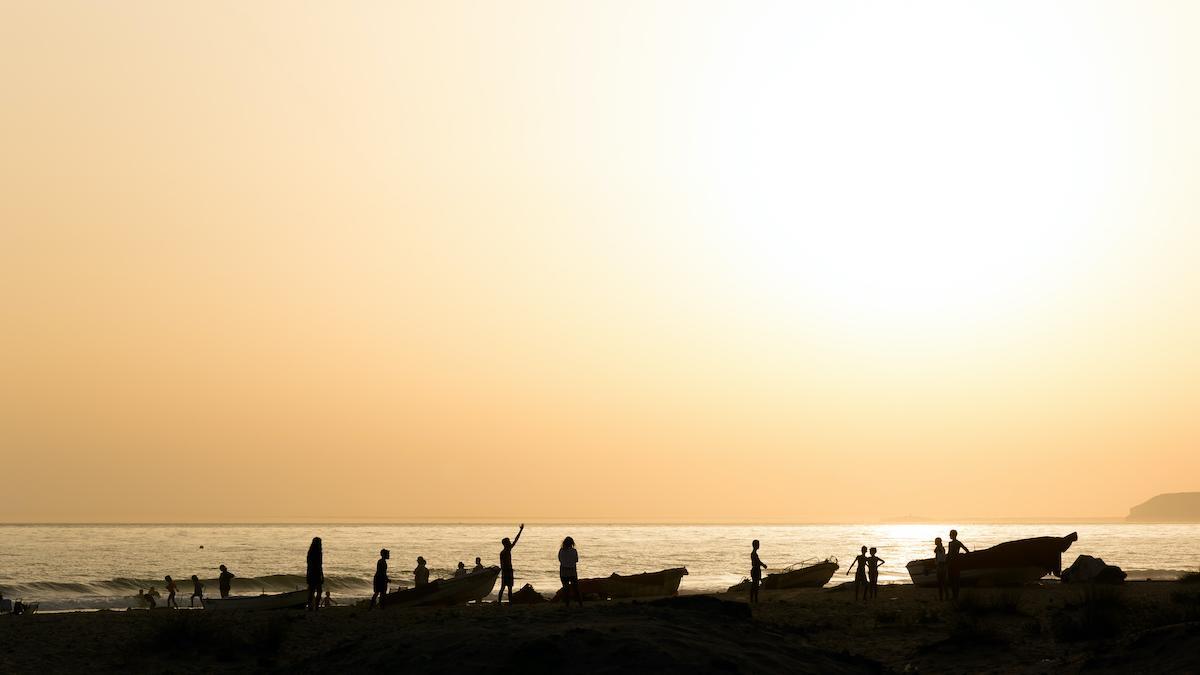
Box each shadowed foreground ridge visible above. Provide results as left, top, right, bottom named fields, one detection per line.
left=0, top=598, right=877, bottom=674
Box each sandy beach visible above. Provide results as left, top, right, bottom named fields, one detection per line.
left=2, top=581, right=1197, bottom=673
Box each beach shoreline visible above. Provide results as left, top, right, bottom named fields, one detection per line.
left=3, top=581, right=1197, bottom=673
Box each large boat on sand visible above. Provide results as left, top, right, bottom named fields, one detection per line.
left=906, top=532, right=1079, bottom=587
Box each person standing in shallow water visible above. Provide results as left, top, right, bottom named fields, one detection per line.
left=164, top=576, right=178, bottom=608
left=497, top=523, right=524, bottom=604
left=369, top=548, right=390, bottom=610
left=218, top=564, right=235, bottom=599
left=846, top=546, right=869, bottom=602
left=306, top=537, right=324, bottom=611
left=947, top=529, right=969, bottom=600
left=558, top=536, right=582, bottom=607
left=749, top=540, right=768, bottom=604
left=866, top=548, right=885, bottom=600
left=189, top=574, right=204, bottom=607
left=933, top=538, right=948, bottom=601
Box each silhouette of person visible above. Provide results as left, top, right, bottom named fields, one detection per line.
left=306, top=537, right=324, bottom=611
left=164, top=575, right=178, bottom=608
left=370, top=548, right=390, bottom=609
left=414, top=557, right=430, bottom=587
left=323, top=590, right=335, bottom=607
left=218, top=564, right=235, bottom=599
left=947, top=529, right=969, bottom=599
left=933, top=537, right=948, bottom=601
left=498, top=523, right=524, bottom=603
left=454, top=562, right=468, bottom=578
left=846, top=546, right=868, bottom=601
left=189, top=574, right=204, bottom=607
left=558, top=536, right=582, bottom=607
left=473, top=557, right=485, bottom=573
left=749, top=540, right=768, bottom=604
left=867, top=547, right=885, bottom=600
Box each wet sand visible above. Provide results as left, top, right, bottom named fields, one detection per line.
left=1, top=582, right=1197, bottom=673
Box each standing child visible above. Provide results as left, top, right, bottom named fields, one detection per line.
left=189, top=575, right=204, bottom=607
left=933, top=538, right=947, bottom=601
left=846, top=546, right=869, bottom=602
left=370, top=548, right=390, bottom=609
left=867, top=547, right=885, bottom=600
left=164, top=576, right=178, bottom=608
left=749, top=540, right=768, bottom=605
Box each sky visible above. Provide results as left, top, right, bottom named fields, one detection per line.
left=2, top=1, right=1198, bottom=522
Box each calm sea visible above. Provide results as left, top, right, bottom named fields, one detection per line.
left=1, top=523, right=1196, bottom=611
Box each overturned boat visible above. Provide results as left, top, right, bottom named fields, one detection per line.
left=383, top=566, right=499, bottom=608
left=906, top=532, right=1079, bottom=587
left=203, top=589, right=309, bottom=611
left=552, top=567, right=688, bottom=601
left=727, top=558, right=839, bottom=592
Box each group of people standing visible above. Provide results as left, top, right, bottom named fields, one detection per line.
left=310, top=525, right=585, bottom=611
left=746, top=529, right=972, bottom=604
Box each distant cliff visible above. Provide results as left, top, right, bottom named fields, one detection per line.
left=1127, top=492, right=1200, bottom=522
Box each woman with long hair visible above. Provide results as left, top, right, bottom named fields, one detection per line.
left=557, top=536, right=582, bottom=607
left=306, top=536, right=324, bottom=611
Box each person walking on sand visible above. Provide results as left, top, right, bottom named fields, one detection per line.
left=218, top=564, right=235, bottom=599
left=497, top=523, right=524, bottom=604
left=749, top=540, right=768, bottom=604
left=306, top=537, right=324, bottom=611
left=164, top=575, right=178, bottom=608
left=933, top=538, right=948, bottom=601
left=414, top=556, right=430, bottom=587
left=867, top=547, right=885, bottom=600
left=189, top=574, right=205, bottom=607
left=558, top=536, right=583, bottom=607
left=846, top=546, right=869, bottom=602
left=369, top=548, right=390, bottom=610
left=947, top=529, right=969, bottom=600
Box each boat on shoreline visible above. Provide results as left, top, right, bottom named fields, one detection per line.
left=552, top=567, right=688, bottom=601
left=727, top=559, right=839, bottom=592
left=203, top=589, right=309, bottom=611
left=382, top=566, right=499, bottom=608
left=906, top=532, right=1079, bottom=587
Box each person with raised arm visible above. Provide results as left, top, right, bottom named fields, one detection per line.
left=497, top=523, right=524, bottom=603
left=866, top=547, right=885, bottom=600
left=846, top=546, right=868, bottom=602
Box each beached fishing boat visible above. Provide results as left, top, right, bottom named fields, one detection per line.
left=203, top=589, right=309, bottom=611
left=552, top=567, right=688, bottom=601
left=906, top=532, right=1079, bottom=587
left=727, top=559, right=839, bottom=592
left=383, top=566, right=499, bottom=608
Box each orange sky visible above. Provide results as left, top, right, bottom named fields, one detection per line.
left=2, top=1, right=1198, bottom=522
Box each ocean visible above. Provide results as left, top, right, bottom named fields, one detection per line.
left=1, top=523, right=1195, bottom=611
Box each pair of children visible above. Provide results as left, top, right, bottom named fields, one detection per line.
left=162, top=574, right=205, bottom=608
left=847, top=546, right=886, bottom=600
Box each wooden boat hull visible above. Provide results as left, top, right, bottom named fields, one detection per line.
left=906, top=532, right=1079, bottom=588
left=203, top=589, right=309, bottom=611
left=553, top=567, right=688, bottom=601
left=383, top=566, right=499, bottom=608
left=727, top=561, right=839, bottom=592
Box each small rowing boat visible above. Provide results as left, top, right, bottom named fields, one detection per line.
left=383, top=566, right=499, bottom=608
left=727, top=559, right=839, bottom=592
left=203, top=589, right=309, bottom=611
left=552, top=567, right=688, bottom=601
